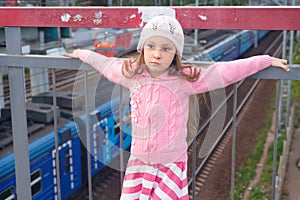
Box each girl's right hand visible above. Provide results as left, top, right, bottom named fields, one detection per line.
left=63, top=49, right=81, bottom=58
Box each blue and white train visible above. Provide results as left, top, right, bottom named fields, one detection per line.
left=0, top=96, right=132, bottom=200
left=193, top=30, right=269, bottom=61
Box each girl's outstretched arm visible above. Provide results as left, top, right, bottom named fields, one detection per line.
left=189, top=55, right=289, bottom=94
left=63, top=49, right=125, bottom=84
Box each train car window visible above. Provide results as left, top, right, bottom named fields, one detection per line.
left=93, top=120, right=105, bottom=147
left=0, top=186, right=15, bottom=200
left=101, top=124, right=107, bottom=145
left=31, top=170, right=42, bottom=196
left=96, top=111, right=101, bottom=122
left=223, top=45, right=237, bottom=57
left=106, top=35, right=114, bottom=44
left=60, top=129, right=71, bottom=143
left=94, top=130, right=100, bottom=149
left=65, top=151, right=71, bottom=173
left=114, top=118, right=120, bottom=136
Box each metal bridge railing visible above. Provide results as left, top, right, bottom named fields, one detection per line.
left=0, top=6, right=300, bottom=200
left=2, top=29, right=300, bottom=200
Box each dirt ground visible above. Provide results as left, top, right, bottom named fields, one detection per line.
left=197, top=79, right=277, bottom=200
left=282, top=127, right=300, bottom=200
left=242, top=114, right=275, bottom=200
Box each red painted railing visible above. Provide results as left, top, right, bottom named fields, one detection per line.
left=0, top=7, right=299, bottom=30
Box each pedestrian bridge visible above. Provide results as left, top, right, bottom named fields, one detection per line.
left=0, top=6, right=300, bottom=200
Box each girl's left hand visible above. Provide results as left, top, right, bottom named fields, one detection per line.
left=271, top=57, right=289, bottom=72
left=63, top=49, right=81, bottom=58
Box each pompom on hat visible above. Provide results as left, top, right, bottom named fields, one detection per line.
left=137, top=15, right=184, bottom=57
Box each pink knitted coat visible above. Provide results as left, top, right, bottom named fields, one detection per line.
left=78, top=50, right=272, bottom=164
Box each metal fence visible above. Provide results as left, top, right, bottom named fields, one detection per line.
left=0, top=6, right=300, bottom=200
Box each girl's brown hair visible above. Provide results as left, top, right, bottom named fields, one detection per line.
left=121, top=50, right=201, bottom=82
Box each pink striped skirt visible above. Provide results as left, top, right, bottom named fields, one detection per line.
left=120, top=155, right=188, bottom=200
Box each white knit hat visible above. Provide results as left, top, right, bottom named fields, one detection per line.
left=137, top=15, right=184, bottom=57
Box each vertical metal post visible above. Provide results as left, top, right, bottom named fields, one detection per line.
left=254, top=30, right=258, bottom=48
left=84, top=71, right=93, bottom=200
left=231, top=83, right=238, bottom=200
left=194, top=0, right=199, bottom=46
left=192, top=139, right=197, bottom=199
left=279, top=30, right=293, bottom=132
left=5, top=27, right=32, bottom=199
left=0, top=72, right=5, bottom=110
left=279, top=30, right=287, bottom=129
left=277, top=0, right=289, bottom=133
left=282, top=31, right=287, bottom=59
left=285, top=0, right=296, bottom=130
left=272, top=81, right=281, bottom=200
left=286, top=30, right=294, bottom=125
left=119, top=87, right=124, bottom=188
left=282, top=0, right=287, bottom=59
left=52, top=69, right=62, bottom=200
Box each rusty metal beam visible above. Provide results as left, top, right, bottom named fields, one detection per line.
left=0, top=7, right=299, bottom=30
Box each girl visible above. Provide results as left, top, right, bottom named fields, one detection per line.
left=64, top=15, right=289, bottom=200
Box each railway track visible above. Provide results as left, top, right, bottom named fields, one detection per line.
left=2, top=69, right=79, bottom=105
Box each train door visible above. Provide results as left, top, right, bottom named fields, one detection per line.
left=90, top=120, right=105, bottom=175
left=58, top=141, right=74, bottom=199
left=51, top=138, right=82, bottom=200
left=89, top=111, right=117, bottom=175
left=90, top=114, right=112, bottom=175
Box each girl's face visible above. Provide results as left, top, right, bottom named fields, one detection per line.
left=143, top=36, right=176, bottom=78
